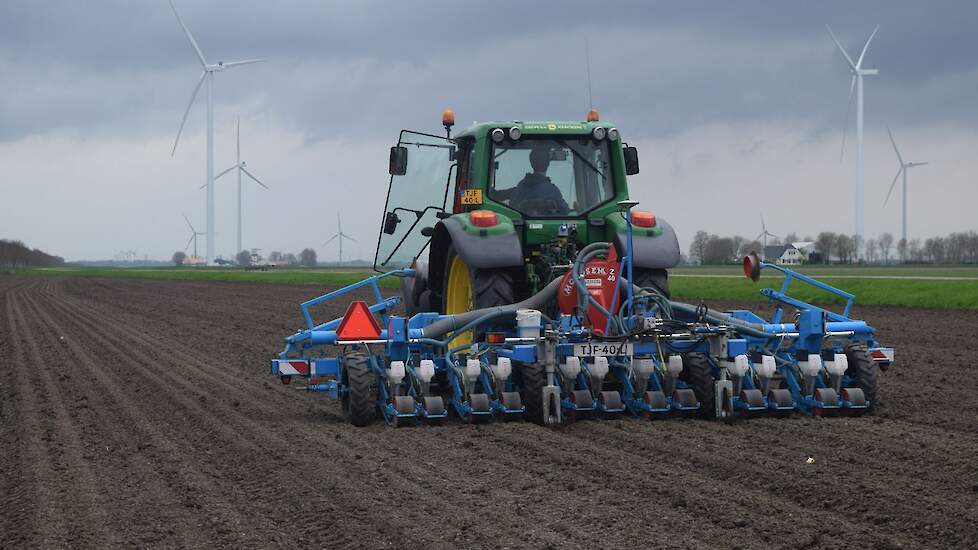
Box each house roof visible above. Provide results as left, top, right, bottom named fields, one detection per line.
left=763, top=245, right=790, bottom=259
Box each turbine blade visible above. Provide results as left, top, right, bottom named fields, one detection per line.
left=912, top=161, right=929, bottom=167
left=340, top=233, right=358, bottom=243
left=236, top=116, right=241, bottom=159
left=760, top=213, right=766, bottom=232
left=168, top=0, right=207, bottom=67
left=856, top=24, right=881, bottom=68
left=826, top=25, right=857, bottom=71
left=171, top=70, right=206, bottom=156
left=185, top=233, right=195, bottom=252
left=213, top=164, right=239, bottom=181
left=886, top=126, right=904, bottom=165
left=883, top=166, right=903, bottom=206
left=840, top=75, right=855, bottom=163
left=241, top=166, right=269, bottom=190
left=323, top=234, right=339, bottom=246
left=183, top=214, right=196, bottom=232
left=755, top=232, right=765, bottom=242
left=222, top=59, right=264, bottom=69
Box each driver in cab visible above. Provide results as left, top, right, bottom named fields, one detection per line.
left=493, top=148, right=569, bottom=215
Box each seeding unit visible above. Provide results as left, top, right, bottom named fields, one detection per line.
left=272, top=210, right=892, bottom=427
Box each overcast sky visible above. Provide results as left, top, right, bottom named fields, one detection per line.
left=1, top=1, right=976, bottom=262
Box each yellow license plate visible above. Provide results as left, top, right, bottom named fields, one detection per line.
left=460, top=189, right=483, bottom=205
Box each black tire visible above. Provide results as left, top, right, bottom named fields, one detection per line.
left=342, top=353, right=376, bottom=427
left=844, top=344, right=879, bottom=409
left=680, top=353, right=716, bottom=419
left=521, top=362, right=547, bottom=425
left=632, top=268, right=671, bottom=299
left=441, top=243, right=516, bottom=312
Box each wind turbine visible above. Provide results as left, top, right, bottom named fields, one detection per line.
left=183, top=214, right=206, bottom=261
left=323, top=214, right=357, bottom=264
left=828, top=24, right=880, bottom=259
left=884, top=127, right=928, bottom=246
left=168, top=0, right=263, bottom=265
left=755, top=214, right=779, bottom=259
left=204, top=117, right=269, bottom=255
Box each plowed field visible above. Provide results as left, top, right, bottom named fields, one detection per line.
left=2, top=276, right=977, bottom=549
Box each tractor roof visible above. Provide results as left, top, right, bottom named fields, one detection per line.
left=454, top=120, right=615, bottom=139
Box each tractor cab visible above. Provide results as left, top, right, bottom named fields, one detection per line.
left=376, top=110, right=679, bottom=318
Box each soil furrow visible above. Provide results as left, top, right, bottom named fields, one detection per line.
left=3, top=275, right=977, bottom=549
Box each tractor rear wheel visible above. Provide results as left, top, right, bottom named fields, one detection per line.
left=632, top=268, right=671, bottom=299
left=844, top=344, right=879, bottom=409
left=342, top=353, right=376, bottom=427
left=442, top=243, right=516, bottom=345
left=681, top=353, right=716, bottom=419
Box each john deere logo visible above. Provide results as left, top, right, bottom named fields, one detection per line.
left=547, top=123, right=557, bottom=131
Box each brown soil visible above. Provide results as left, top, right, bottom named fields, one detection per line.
left=1, top=276, right=977, bottom=549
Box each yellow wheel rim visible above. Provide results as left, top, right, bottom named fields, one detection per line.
left=445, top=254, right=474, bottom=347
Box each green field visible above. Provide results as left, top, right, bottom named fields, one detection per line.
left=16, top=266, right=389, bottom=287
left=13, top=264, right=978, bottom=310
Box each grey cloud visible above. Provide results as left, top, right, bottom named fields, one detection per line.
left=1, top=1, right=976, bottom=142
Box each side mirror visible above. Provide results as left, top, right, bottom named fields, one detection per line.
left=389, top=146, right=408, bottom=176
left=623, top=146, right=640, bottom=175
left=383, top=211, right=401, bottom=235
left=743, top=252, right=761, bottom=282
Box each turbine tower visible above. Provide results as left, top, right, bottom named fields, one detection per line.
left=207, top=117, right=269, bottom=255
left=323, top=214, right=357, bottom=264
left=884, top=127, right=928, bottom=246
left=168, top=0, right=263, bottom=265
left=828, top=24, right=880, bottom=260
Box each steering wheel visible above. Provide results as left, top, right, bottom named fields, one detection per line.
left=517, top=197, right=568, bottom=216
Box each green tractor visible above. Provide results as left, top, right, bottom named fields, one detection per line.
left=375, top=109, right=681, bottom=340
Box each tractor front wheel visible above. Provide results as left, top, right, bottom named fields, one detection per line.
left=342, top=353, right=376, bottom=427
left=681, top=353, right=716, bottom=419
left=845, top=344, right=880, bottom=409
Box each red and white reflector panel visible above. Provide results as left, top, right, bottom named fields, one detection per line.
left=870, top=348, right=895, bottom=363
left=336, top=301, right=382, bottom=340
left=278, top=360, right=310, bottom=376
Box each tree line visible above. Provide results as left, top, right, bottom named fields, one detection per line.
left=172, top=248, right=318, bottom=267
left=0, top=239, right=65, bottom=268
left=688, top=230, right=978, bottom=265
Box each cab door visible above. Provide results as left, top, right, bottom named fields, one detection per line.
left=374, top=131, right=456, bottom=270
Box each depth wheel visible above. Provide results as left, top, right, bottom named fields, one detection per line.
left=343, top=353, right=376, bottom=427
left=468, top=393, right=491, bottom=423
left=845, top=344, right=879, bottom=409
left=680, top=353, right=716, bottom=419
left=422, top=395, right=446, bottom=416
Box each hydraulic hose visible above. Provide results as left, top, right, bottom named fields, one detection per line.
left=421, top=277, right=563, bottom=339
left=571, top=242, right=624, bottom=334
left=421, top=240, right=776, bottom=341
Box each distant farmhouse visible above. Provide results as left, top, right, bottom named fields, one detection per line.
left=763, top=242, right=816, bottom=265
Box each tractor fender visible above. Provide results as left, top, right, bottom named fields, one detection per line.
left=611, top=216, right=681, bottom=269
left=428, top=214, right=523, bottom=293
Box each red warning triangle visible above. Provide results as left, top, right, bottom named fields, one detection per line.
left=336, top=301, right=382, bottom=340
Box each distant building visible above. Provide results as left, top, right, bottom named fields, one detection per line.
left=763, top=243, right=813, bottom=265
